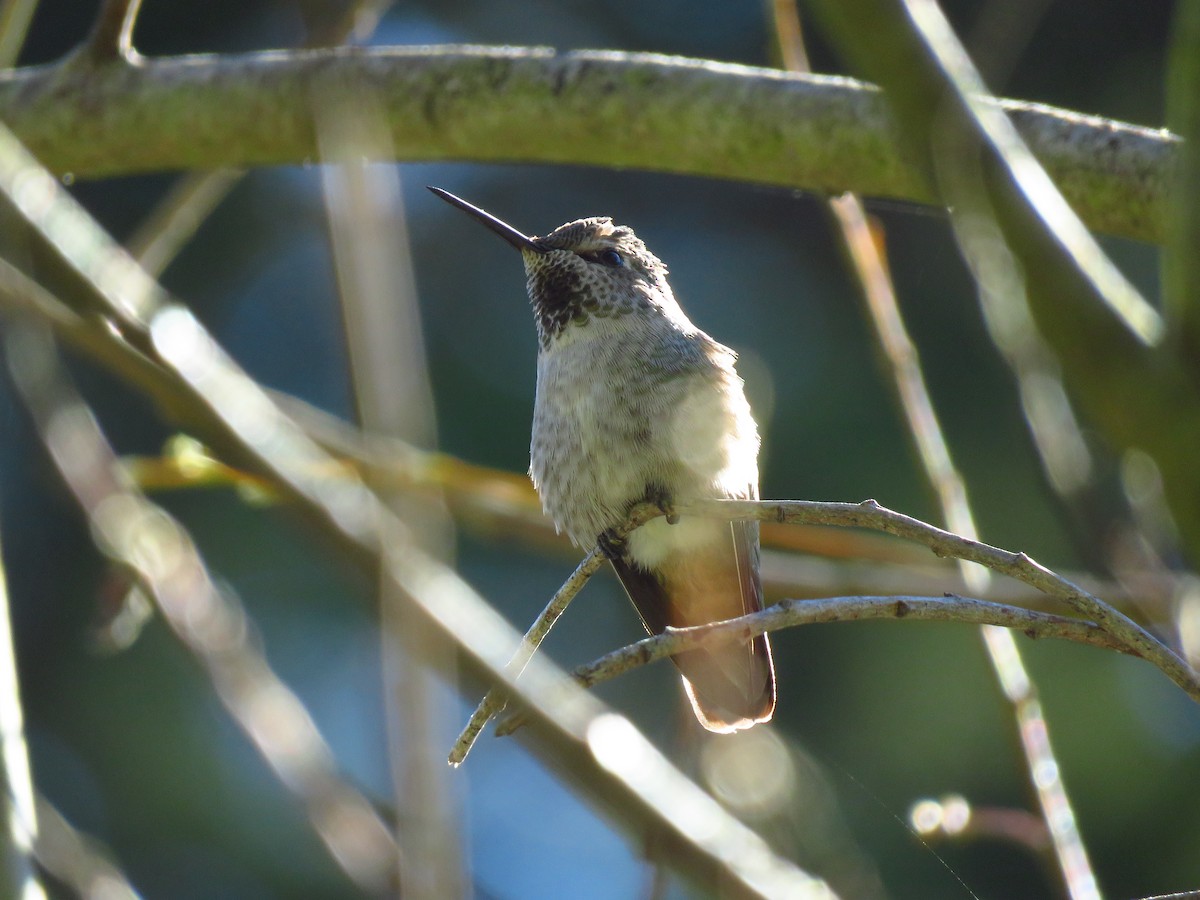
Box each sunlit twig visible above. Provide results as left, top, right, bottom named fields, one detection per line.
left=316, top=79, right=464, bottom=896
left=566, top=593, right=1128, bottom=691
left=449, top=503, right=661, bottom=766
left=0, top=0, right=38, bottom=68
left=125, top=0, right=396, bottom=279
left=33, top=794, right=141, bottom=900
left=770, top=7, right=1100, bottom=895
left=6, top=324, right=402, bottom=895
left=113, top=425, right=1185, bottom=616
left=493, top=591, right=1131, bottom=738
left=699, top=498, right=1197, bottom=700
left=82, top=0, right=141, bottom=60
left=0, top=514, right=44, bottom=898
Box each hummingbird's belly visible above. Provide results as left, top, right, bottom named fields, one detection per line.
left=531, top=347, right=758, bottom=554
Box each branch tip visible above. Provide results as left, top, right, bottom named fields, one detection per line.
left=82, top=0, right=143, bottom=63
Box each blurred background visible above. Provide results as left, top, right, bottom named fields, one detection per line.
left=0, top=0, right=1195, bottom=898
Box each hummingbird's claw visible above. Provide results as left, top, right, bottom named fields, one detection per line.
left=645, top=485, right=679, bottom=524
left=597, top=529, right=626, bottom=560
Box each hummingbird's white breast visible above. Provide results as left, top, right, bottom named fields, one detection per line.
left=529, top=312, right=760, bottom=567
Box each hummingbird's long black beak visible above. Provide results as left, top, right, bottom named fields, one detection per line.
left=427, top=186, right=545, bottom=253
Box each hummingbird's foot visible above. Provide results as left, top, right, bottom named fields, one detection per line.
left=597, top=528, right=626, bottom=560
left=644, top=484, right=679, bottom=525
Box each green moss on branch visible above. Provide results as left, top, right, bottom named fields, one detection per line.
left=0, top=45, right=1176, bottom=243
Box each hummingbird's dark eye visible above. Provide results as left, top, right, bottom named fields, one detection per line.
left=596, top=248, right=624, bottom=268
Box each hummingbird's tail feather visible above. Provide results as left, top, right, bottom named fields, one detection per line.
left=609, top=519, right=776, bottom=732
left=677, top=640, right=775, bottom=733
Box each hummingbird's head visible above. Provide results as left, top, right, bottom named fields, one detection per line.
left=521, top=215, right=681, bottom=348
left=428, top=187, right=688, bottom=350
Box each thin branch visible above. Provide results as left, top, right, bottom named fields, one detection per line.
left=569, top=594, right=1128, bottom=690
left=450, top=503, right=661, bottom=766
left=679, top=498, right=1200, bottom=703
left=771, top=4, right=1099, bottom=889
left=5, top=323, right=402, bottom=894
left=761, top=547, right=1175, bottom=617
left=493, top=591, right=1125, bottom=738
left=126, top=0, right=395, bottom=280
left=82, top=0, right=142, bottom=61
left=316, top=86, right=463, bottom=896
left=449, top=547, right=605, bottom=765
left=33, top=794, right=141, bottom=900
left=108, top=420, right=1185, bottom=617
left=0, top=515, right=44, bottom=899
left=0, top=46, right=1171, bottom=243
left=125, top=168, right=244, bottom=279
left=0, top=0, right=39, bottom=68
left=903, top=56, right=1107, bottom=899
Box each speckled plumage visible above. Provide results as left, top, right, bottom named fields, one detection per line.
left=432, top=189, right=775, bottom=733
left=524, top=218, right=755, bottom=547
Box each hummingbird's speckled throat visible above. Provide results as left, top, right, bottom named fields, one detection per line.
left=430, top=186, right=776, bottom=733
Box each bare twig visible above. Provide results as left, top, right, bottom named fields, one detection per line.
left=82, top=0, right=142, bottom=61
left=770, top=5, right=1100, bottom=893
left=493, top=592, right=1125, bottom=738
left=33, top=794, right=141, bottom=900
left=570, top=594, right=1126, bottom=690
left=111, top=427, right=1185, bottom=617
left=126, top=168, right=244, bottom=279
left=933, top=119, right=1106, bottom=900
left=125, top=0, right=395, bottom=280
left=836, top=112, right=1103, bottom=900
left=449, top=503, right=661, bottom=766
left=5, top=323, right=402, bottom=894
left=0, top=0, right=38, bottom=68
left=687, top=498, right=1199, bottom=703
left=316, top=83, right=463, bottom=896
left=449, top=548, right=603, bottom=765
left=0, top=517, right=44, bottom=899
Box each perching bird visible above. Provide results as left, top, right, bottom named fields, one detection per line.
left=430, top=187, right=775, bottom=732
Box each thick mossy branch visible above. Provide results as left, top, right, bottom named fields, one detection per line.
left=0, top=45, right=1174, bottom=242
left=1165, top=4, right=1200, bottom=373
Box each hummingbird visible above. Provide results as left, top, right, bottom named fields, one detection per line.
left=429, top=186, right=775, bottom=733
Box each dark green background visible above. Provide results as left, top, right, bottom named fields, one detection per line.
left=0, top=1, right=1192, bottom=897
